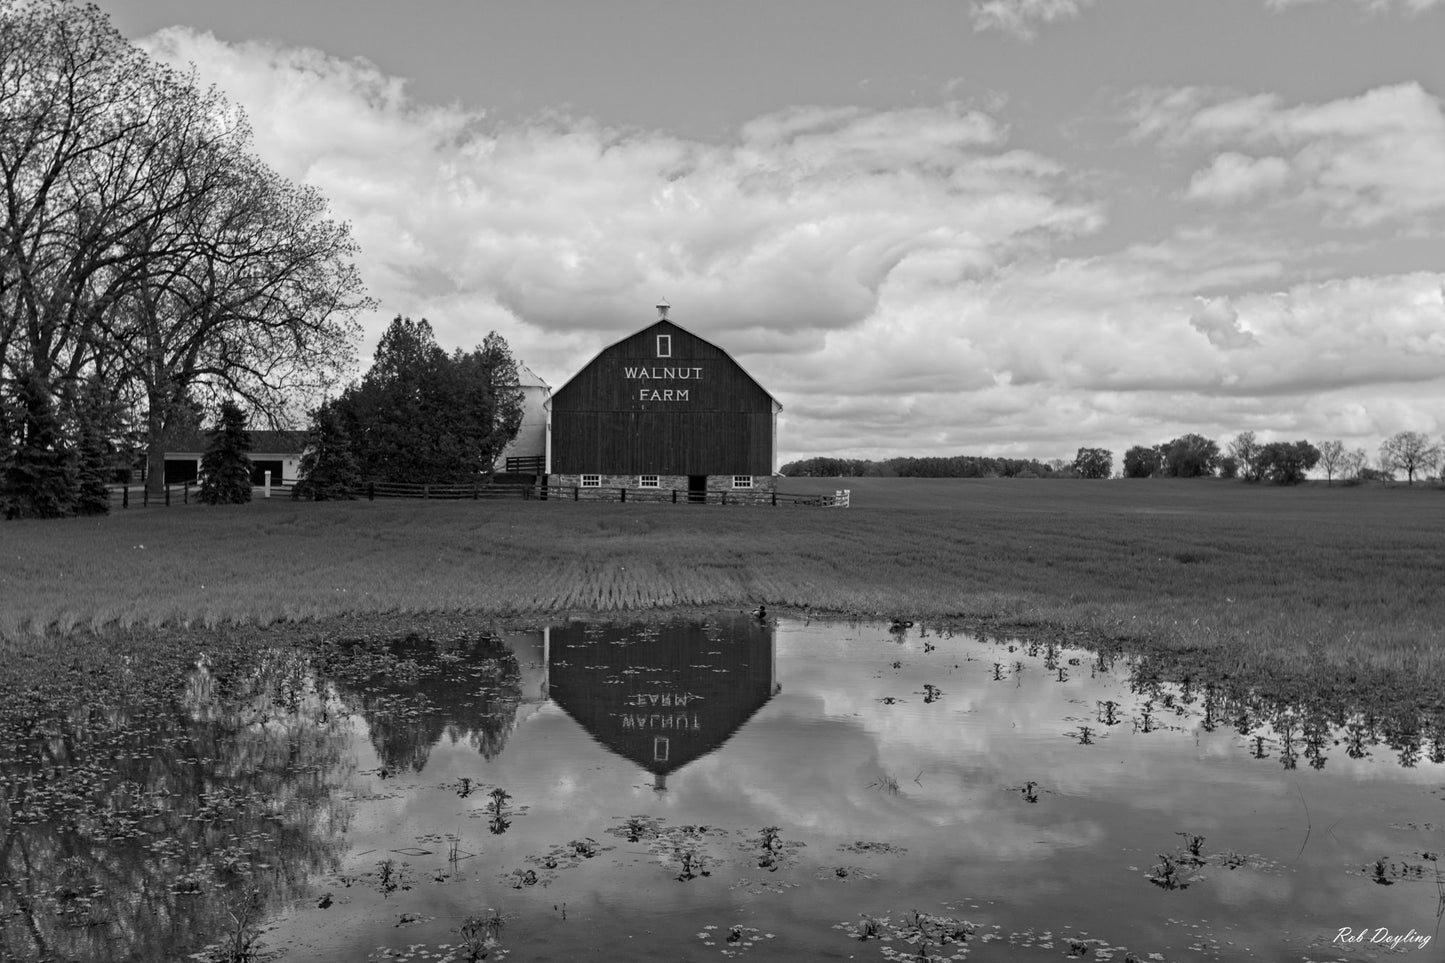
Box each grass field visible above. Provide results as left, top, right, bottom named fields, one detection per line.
left=2, top=477, right=1442, bottom=674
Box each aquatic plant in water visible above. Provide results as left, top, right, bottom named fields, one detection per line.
left=839, top=910, right=977, bottom=961
left=458, top=910, right=505, bottom=962
left=674, top=843, right=706, bottom=880
left=1011, top=780, right=1040, bottom=803
left=372, top=859, right=413, bottom=897
left=870, top=773, right=901, bottom=794
left=1176, top=832, right=1206, bottom=864
left=1148, top=853, right=1188, bottom=890
left=207, top=887, right=266, bottom=963
left=695, top=923, right=775, bottom=955
left=484, top=786, right=518, bottom=834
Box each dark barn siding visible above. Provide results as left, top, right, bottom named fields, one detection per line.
left=551, top=320, right=776, bottom=476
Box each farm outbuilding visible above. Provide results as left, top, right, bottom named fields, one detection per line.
left=545, top=303, right=781, bottom=499
left=494, top=362, right=551, bottom=474
left=163, top=430, right=307, bottom=487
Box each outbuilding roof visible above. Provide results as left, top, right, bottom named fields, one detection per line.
left=164, top=430, right=308, bottom=455
left=516, top=362, right=550, bottom=389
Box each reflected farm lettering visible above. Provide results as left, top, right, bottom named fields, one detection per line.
left=627, top=692, right=699, bottom=707
left=622, top=712, right=701, bottom=730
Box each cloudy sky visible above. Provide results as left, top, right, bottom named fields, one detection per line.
left=102, top=0, right=1445, bottom=467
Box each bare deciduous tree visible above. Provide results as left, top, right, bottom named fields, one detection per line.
left=1379, top=431, right=1440, bottom=485
left=1228, top=431, right=1262, bottom=482
left=1, top=1, right=177, bottom=395
left=1317, top=440, right=1345, bottom=485
left=2, top=0, right=369, bottom=503
left=103, top=137, right=368, bottom=490
left=1340, top=447, right=1368, bottom=482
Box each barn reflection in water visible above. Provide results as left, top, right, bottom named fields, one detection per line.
left=545, top=615, right=778, bottom=789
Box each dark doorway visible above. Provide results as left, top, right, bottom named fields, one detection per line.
left=251, top=460, right=284, bottom=486
left=164, top=459, right=199, bottom=485
left=687, top=475, right=707, bottom=503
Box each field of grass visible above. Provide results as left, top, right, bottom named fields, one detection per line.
left=3, top=477, right=1443, bottom=674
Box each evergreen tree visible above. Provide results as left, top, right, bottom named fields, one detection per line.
left=0, top=393, right=15, bottom=498
left=2, top=372, right=77, bottom=519
left=294, top=401, right=361, bottom=500
left=197, top=401, right=253, bottom=504
left=74, top=420, right=111, bottom=515
left=73, top=377, right=120, bottom=515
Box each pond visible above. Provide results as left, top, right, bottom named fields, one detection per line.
left=1, top=615, right=1441, bottom=962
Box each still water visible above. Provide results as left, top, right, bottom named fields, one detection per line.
left=2, top=615, right=1441, bottom=962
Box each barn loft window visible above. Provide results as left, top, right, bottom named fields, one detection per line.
left=656, top=334, right=671, bottom=358
left=581, top=474, right=601, bottom=487
left=638, top=474, right=659, bottom=488
left=732, top=475, right=754, bottom=489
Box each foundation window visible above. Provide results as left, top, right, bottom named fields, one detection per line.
left=581, top=474, right=601, bottom=488
left=639, top=475, right=659, bottom=488
left=732, top=475, right=754, bottom=489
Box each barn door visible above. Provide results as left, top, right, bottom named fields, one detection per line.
left=687, top=475, right=707, bottom=503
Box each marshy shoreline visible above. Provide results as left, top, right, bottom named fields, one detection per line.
left=6, top=602, right=1443, bottom=761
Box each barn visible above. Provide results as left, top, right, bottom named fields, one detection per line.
left=546, top=303, right=781, bottom=499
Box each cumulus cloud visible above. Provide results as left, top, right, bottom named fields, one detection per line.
left=969, top=0, right=1096, bottom=38
left=768, top=248, right=1445, bottom=460
left=1132, top=83, right=1445, bottom=226
left=138, top=28, right=1445, bottom=465
left=1188, top=297, right=1260, bottom=349
left=141, top=27, right=1101, bottom=374
left=1185, top=152, right=1291, bottom=204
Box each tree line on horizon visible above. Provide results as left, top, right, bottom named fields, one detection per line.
left=783, top=429, right=1444, bottom=486
left=1117, top=430, right=1442, bottom=485
left=780, top=454, right=1059, bottom=479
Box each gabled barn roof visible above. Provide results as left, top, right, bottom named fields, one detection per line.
left=545, top=318, right=781, bottom=413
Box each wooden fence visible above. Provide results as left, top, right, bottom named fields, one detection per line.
left=363, top=480, right=543, bottom=500
left=363, top=481, right=848, bottom=506
left=536, top=485, right=850, bottom=507
left=103, top=480, right=850, bottom=508
left=105, top=481, right=293, bottom=507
